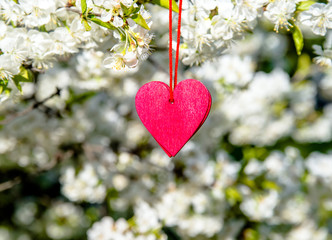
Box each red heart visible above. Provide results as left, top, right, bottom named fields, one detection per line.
left=135, top=79, right=211, bottom=157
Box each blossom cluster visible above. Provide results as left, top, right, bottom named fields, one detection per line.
left=179, top=0, right=332, bottom=65
left=0, top=0, right=152, bottom=96
left=1, top=0, right=332, bottom=100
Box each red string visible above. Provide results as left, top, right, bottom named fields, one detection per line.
left=169, top=0, right=183, bottom=102
left=169, top=0, right=173, bottom=102
left=174, top=0, right=183, bottom=89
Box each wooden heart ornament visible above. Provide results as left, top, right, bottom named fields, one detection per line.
left=135, top=79, right=211, bottom=157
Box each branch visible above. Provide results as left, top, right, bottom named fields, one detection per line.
left=64, top=6, right=101, bottom=17
left=0, top=177, right=21, bottom=192
left=148, top=57, right=169, bottom=75
left=0, top=149, right=72, bottom=193
left=83, top=143, right=104, bottom=162
left=37, top=150, right=73, bottom=173
left=0, top=88, right=62, bottom=125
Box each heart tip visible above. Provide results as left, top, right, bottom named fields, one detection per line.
left=167, top=151, right=180, bottom=158
left=163, top=150, right=176, bottom=158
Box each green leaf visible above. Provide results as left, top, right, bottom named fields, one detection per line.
left=12, top=75, right=26, bottom=83
left=131, top=13, right=150, bottom=30
left=241, top=177, right=255, bottom=189
left=12, top=78, right=22, bottom=92
left=13, top=66, right=34, bottom=83
left=11, top=67, right=34, bottom=93
left=39, top=25, right=47, bottom=32
left=0, top=78, right=9, bottom=94
left=244, top=229, right=260, bottom=240
left=262, top=180, right=281, bottom=191
left=120, top=3, right=130, bottom=16
left=292, top=25, right=304, bottom=55
left=81, top=0, right=87, bottom=14
left=66, top=89, right=96, bottom=110
left=296, top=53, right=311, bottom=76
left=296, top=0, right=316, bottom=11
left=120, top=3, right=140, bottom=16
left=132, top=6, right=140, bottom=15
left=82, top=18, right=92, bottom=31
left=242, top=147, right=268, bottom=160
left=225, top=187, right=242, bottom=204
left=151, top=0, right=179, bottom=13
left=90, top=17, right=116, bottom=30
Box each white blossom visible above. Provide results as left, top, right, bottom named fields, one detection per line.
left=306, top=152, right=332, bottom=183
left=60, top=164, right=106, bottom=203
left=300, top=3, right=332, bottom=36
left=134, top=201, right=161, bottom=233
left=240, top=191, right=279, bottom=221
left=264, top=0, right=296, bottom=32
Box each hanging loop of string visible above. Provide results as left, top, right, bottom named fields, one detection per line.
left=169, top=0, right=183, bottom=103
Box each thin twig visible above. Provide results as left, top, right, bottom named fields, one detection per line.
left=64, top=6, right=101, bottom=17
left=65, top=7, right=83, bottom=15
left=148, top=57, right=169, bottom=75
left=0, top=88, right=62, bottom=125
left=37, top=150, right=73, bottom=173
left=153, top=46, right=168, bottom=52
left=83, top=143, right=104, bottom=162
left=31, top=68, right=46, bottom=73
left=145, top=161, right=170, bottom=172
left=0, top=177, right=21, bottom=192
left=0, top=149, right=72, bottom=193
